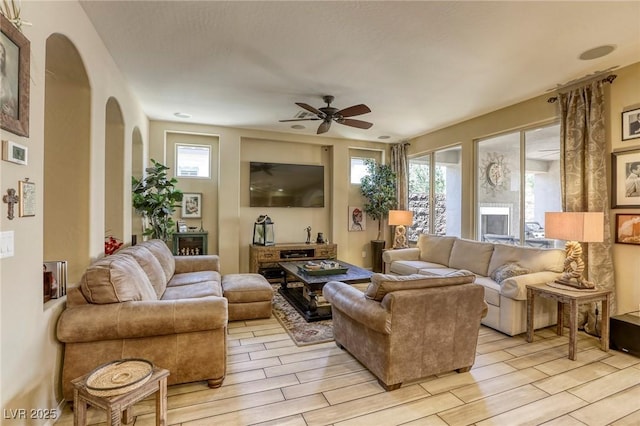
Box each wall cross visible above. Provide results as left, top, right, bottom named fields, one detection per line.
left=3, top=188, right=19, bottom=220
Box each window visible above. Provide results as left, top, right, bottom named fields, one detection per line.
left=175, top=144, right=210, bottom=178
left=476, top=123, right=560, bottom=247
left=408, top=146, right=462, bottom=241
left=350, top=157, right=370, bottom=184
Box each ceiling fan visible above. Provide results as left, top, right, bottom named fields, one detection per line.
left=280, top=95, right=373, bottom=135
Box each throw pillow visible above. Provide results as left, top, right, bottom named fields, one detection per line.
left=490, top=262, right=531, bottom=284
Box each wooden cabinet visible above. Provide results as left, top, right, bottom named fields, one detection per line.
left=173, top=232, right=208, bottom=255
left=249, top=243, right=338, bottom=279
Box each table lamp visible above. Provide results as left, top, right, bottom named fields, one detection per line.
left=544, top=212, right=604, bottom=289
left=389, top=210, right=413, bottom=249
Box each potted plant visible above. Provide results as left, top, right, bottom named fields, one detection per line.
left=360, top=159, right=397, bottom=272
left=132, top=159, right=183, bottom=242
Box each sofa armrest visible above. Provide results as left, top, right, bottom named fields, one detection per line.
left=323, top=281, right=391, bottom=334
left=382, top=248, right=420, bottom=264
left=57, top=296, right=228, bottom=343
left=500, top=271, right=562, bottom=300
left=174, top=255, right=220, bottom=273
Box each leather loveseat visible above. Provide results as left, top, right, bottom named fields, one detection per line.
left=57, top=239, right=229, bottom=401
left=323, top=272, right=487, bottom=390
left=382, top=234, right=566, bottom=336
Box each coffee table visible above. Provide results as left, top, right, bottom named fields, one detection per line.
left=278, top=260, right=373, bottom=322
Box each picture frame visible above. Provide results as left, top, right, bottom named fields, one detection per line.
left=348, top=206, right=366, bottom=231
left=176, top=220, right=188, bottom=233
left=615, top=213, right=640, bottom=245
left=622, top=107, right=640, bottom=141
left=181, top=192, right=202, bottom=218
left=611, top=148, right=640, bottom=208
left=2, top=139, right=27, bottom=165
left=18, top=179, right=35, bottom=217
left=0, top=13, right=30, bottom=137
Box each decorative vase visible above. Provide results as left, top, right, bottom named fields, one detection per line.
left=371, top=240, right=386, bottom=273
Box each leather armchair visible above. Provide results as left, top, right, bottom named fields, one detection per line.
left=323, top=273, right=487, bottom=390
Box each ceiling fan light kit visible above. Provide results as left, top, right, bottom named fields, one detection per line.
left=280, top=95, right=373, bottom=134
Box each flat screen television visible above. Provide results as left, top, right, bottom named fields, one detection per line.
left=250, top=162, right=324, bottom=207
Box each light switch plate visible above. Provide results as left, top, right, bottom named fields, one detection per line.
left=0, top=231, right=15, bottom=258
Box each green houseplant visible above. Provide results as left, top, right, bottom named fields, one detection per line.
left=360, top=159, right=397, bottom=271
left=132, top=159, right=183, bottom=242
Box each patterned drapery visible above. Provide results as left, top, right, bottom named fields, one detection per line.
left=390, top=142, right=409, bottom=210
left=559, top=80, right=615, bottom=333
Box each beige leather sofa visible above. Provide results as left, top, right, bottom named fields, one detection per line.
left=323, top=272, right=487, bottom=390
left=382, top=234, right=566, bottom=336
left=57, top=240, right=237, bottom=401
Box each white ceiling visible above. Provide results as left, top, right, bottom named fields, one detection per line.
left=79, top=1, right=640, bottom=143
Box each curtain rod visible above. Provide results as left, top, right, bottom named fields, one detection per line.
left=547, top=74, right=617, bottom=104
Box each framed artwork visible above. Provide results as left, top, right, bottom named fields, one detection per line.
left=622, top=107, right=640, bottom=141
left=615, top=214, right=640, bottom=245
left=18, top=179, right=35, bottom=217
left=176, top=220, right=188, bottom=233
left=0, top=13, right=30, bottom=137
left=2, top=139, right=27, bottom=165
left=348, top=206, right=366, bottom=231
left=611, top=148, right=640, bottom=208
left=181, top=192, right=202, bottom=218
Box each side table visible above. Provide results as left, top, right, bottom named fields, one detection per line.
left=526, top=283, right=611, bottom=361
left=72, top=366, right=170, bottom=426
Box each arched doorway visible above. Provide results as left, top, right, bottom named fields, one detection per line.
left=131, top=126, right=144, bottom=243
left=44, top=34, right=91, bottom=283
left=104, top=97, right=125, bottom=243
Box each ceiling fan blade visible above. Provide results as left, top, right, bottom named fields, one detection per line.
left=337, top=104, right=371, bottom=118
left=317, top=121, right=331, bottom=134
left=279, top=118, right=321, bottom=122
left=296, top=102, right=323, bottom=116
left=338, top=118, right=373, bottom=129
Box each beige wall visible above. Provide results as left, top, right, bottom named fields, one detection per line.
left=0, top=1, right=148, bottom=418
left=147, top=121, right=389, bottom=273
left=409, top=61, right=640, bottom=316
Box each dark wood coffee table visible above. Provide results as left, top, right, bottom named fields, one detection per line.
left=278, top=260, right=372, bottom=322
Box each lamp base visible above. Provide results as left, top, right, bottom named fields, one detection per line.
left=392, top=225, right=408, bottom=249
left=554, top=276, right=596, bottom=290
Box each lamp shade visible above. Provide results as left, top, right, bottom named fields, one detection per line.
left=544, top=212, right=604, bottom=242
left=388, top=210, right=414, bottom=226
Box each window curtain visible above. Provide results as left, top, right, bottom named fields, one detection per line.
left=390, top=142, right=409, bottom=210
left=558, top=80, right=615, bottom=335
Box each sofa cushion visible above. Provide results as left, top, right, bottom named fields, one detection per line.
left=80, top=254, right=157, bottom=304
left=166, top=271, right=223, bottom=296
left=417, top=234, right=457, bottom=266
left=140, top=240, right=176, bottom=284
left=487, top=244, right=564, bottom=277
left=119, top=244, right=169, bottom=297
left=161, top=281, right=222, bottom=300
left=364, top=272, right=475, bottom=302
left=474, top=276, right=501, bottom=306
left=490, top=262, right=531, bottom=284
left=390, top=260, right=445, bottom=275
left=449, top=239, right=494, bottom=276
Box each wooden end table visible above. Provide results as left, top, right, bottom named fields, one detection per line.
left=526, top=283, right=611, bottom=361
left=72, top=366, right=169, bottom=426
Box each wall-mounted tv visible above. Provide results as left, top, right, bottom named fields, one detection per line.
left=250, top=162, right=324, bottom=208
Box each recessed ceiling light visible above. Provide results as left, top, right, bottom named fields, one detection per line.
left=174, top=112, right=192, bottom=119
left=291, top=124, right=305, bottom=129
left=378, top=135, right=391, bottom=140
left=579, top=45, right=616, bottom=61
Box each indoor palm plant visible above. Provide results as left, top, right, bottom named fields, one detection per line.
left=360, top=159, right=397, bottom=271
left=132, top=159, right=183, bottom=242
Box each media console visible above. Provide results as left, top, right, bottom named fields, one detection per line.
left=250, top=243, right=337, bottom=282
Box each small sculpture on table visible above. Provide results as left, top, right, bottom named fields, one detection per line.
left=305, top=226, right=311, bottom=244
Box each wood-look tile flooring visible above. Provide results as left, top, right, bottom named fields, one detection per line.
left=56, top=318, right=640, bottom=426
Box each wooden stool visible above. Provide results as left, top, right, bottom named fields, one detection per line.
left=72, top=366, right=169, bottom=426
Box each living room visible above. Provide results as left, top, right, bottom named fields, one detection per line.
left=1, top=1, right=640, bottom=424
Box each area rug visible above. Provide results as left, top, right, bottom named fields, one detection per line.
left=271, top=284, right=334, bottom=346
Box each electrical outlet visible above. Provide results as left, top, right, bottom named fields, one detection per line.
left=361, top=251, right=367, bottom=258
left=0, top=231, right=15, bottom=258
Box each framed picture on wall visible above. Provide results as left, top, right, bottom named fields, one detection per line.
left=348, top=206, right=366, bottom=231
left=611, top=148, right=640, bottom=208
left=0, top=13, right=30, bottom=137
left=622, top=107, right=640, bottom=141
left=181, top=192, right=202, bottom=218
left=18, top=179, right=35, bottom=217
left=615, top=213, right=640, bottom=245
